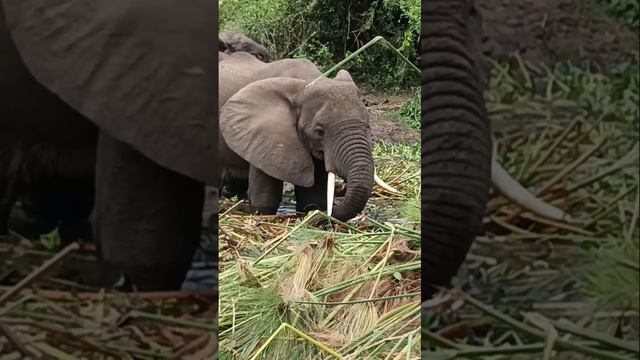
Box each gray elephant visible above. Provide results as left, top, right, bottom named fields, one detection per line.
left=218, top=52, right=376, bottom=221
left=422, top=0, right=572, bottom=299
left=219, top=31, right=270, bottom=62
left=0, top=30, right=261, bottom=244
left=1, top=0, right=218, bottom=291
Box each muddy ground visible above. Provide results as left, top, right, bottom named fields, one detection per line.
left=478, top=0, right=638, bottom=71
left=365, top=91, right=420, bottom=146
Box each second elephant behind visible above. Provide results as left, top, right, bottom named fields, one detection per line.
left=219, top=52, right=374, bottom=221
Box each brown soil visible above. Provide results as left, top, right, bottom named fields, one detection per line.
left=364, top=91, right=420, bottom=146
left=478, top=0, right=639, bottom=71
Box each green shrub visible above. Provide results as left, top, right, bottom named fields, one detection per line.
left=394, top=86, right=420, bottom=129
left=590, top=0, right=639, bottom=27
left=220, top=0, right=419, bottom=90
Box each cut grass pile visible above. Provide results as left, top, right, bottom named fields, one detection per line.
left=218, top=141, right=421, bottom=359
left=0, top=243, right=217, bottom=359
left=422, top=55, right=639, bottom=359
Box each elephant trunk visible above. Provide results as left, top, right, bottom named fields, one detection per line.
left=327, top=127, right=374, bottom=221
left=422, top=0, right=493, bottom=298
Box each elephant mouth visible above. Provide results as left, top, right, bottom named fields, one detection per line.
left=325, top=170, right=397, bottom=217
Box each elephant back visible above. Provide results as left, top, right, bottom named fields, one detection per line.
left=219, top=55, right=322, bottom=106
left=1, top=0, right=219, bottom=185
left=259, top=59, right=321, bottom=82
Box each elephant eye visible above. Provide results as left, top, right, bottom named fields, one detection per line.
left=314, top=128, right=325, bottom=137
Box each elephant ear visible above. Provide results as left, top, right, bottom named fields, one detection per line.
left=334, top=69, right=354, bottom=82
left=219, top=38, right=228, bottom=52
left=220, top=77, right=315, bottom=187
left=1, top=0, right=219, bottom=185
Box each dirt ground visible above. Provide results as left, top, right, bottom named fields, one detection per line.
left=364, top=91, right=420, bottom=146
left=478, top=0, right=639, bottom=71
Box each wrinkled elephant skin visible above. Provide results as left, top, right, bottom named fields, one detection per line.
left=218, top=53, right=375, bottom=221
left=0, top=0, right=218, bottom=291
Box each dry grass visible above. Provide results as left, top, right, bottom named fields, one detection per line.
left=218, top=140, right=421, bottom=359
left=0, top=241, right=217, bottom=359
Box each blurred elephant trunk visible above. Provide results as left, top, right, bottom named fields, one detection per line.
left=327, top=125, right=374, bottom=221
left=421, top=0, right=493, bottom=298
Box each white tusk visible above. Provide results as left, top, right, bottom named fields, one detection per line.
left=374, top=172, right=399, bottom=193
left=491, top=158, right=573, bottom=222
left=327, top=172, right=336, bottom=217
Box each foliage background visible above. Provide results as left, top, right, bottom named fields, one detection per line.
left=219, top=0, right=420, bottom=90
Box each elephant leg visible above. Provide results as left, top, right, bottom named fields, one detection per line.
left=21, top=177, right=94, bottom=243
left=0, top=148, right=16, bottom=235
left=221, top=178, right=248, bottom=199
left=0, top=176, right=17, bottom=235
left=94, top=131, right=204, bottom=291
left=248, top=165, right=283, bottom=215
left=53, top=178, right=94, bottom=244
left=294, top=158, right=328, bottom=214
left=10, top=193, right=57, bottom=239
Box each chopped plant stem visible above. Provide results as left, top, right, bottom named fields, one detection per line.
left=247, top=323, right=344, bottom=360
left=295, top=292, right=420, bottom=306
left=0, top=242, right=80, bottom=306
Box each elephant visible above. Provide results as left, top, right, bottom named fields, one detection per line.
left=218, top=51, right=388, bottom=221
left=1, top=40, right=243, bottom=246
left=4, top=154, right=96, bottom=244
left=1, top=31, right=264, bottom=244
left=421, top=0, right=572, bottom=299
left=1, top=0, right=218, bottom=291
left=219, top=31, right=271, bottom=62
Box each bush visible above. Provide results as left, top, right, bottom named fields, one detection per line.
left=589, top=0, right=639, bottom=27
left=220, top=0, right=420, bottom=91
left=394, top=86, right=420, bottom=129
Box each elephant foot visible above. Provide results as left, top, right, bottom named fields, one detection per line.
left=58, top=220, right=94, bottom=244
left=101, top=262, right=193, bottom=291
left=7, top=203, right=57, bottom=239
left=255, top=206, right=279, bottom=215
left=72, top=261, right=191, bottom=292
left=296, top=202, right=325, bottom=215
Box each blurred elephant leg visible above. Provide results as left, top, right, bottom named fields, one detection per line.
left=9, top=193, right=57, bottom=238
left=0, top=148, right=19, bottom=236
left=422, top=0, right=492, bottom=298
left=24, top=176, right=95, bottom=243
left=221, top=178, right=248, bottom=199
left=94, top=131, right=204, bottom=291
left=248, top=166, right=283, bottom=215
left=0, top=175, right=17, bottom=235
left=294, top=158, right=328, bottom=214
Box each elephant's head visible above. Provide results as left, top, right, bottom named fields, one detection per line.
left=219, top=70, right=374, bottom=221
left=220, top=32, right=271, bottom=62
